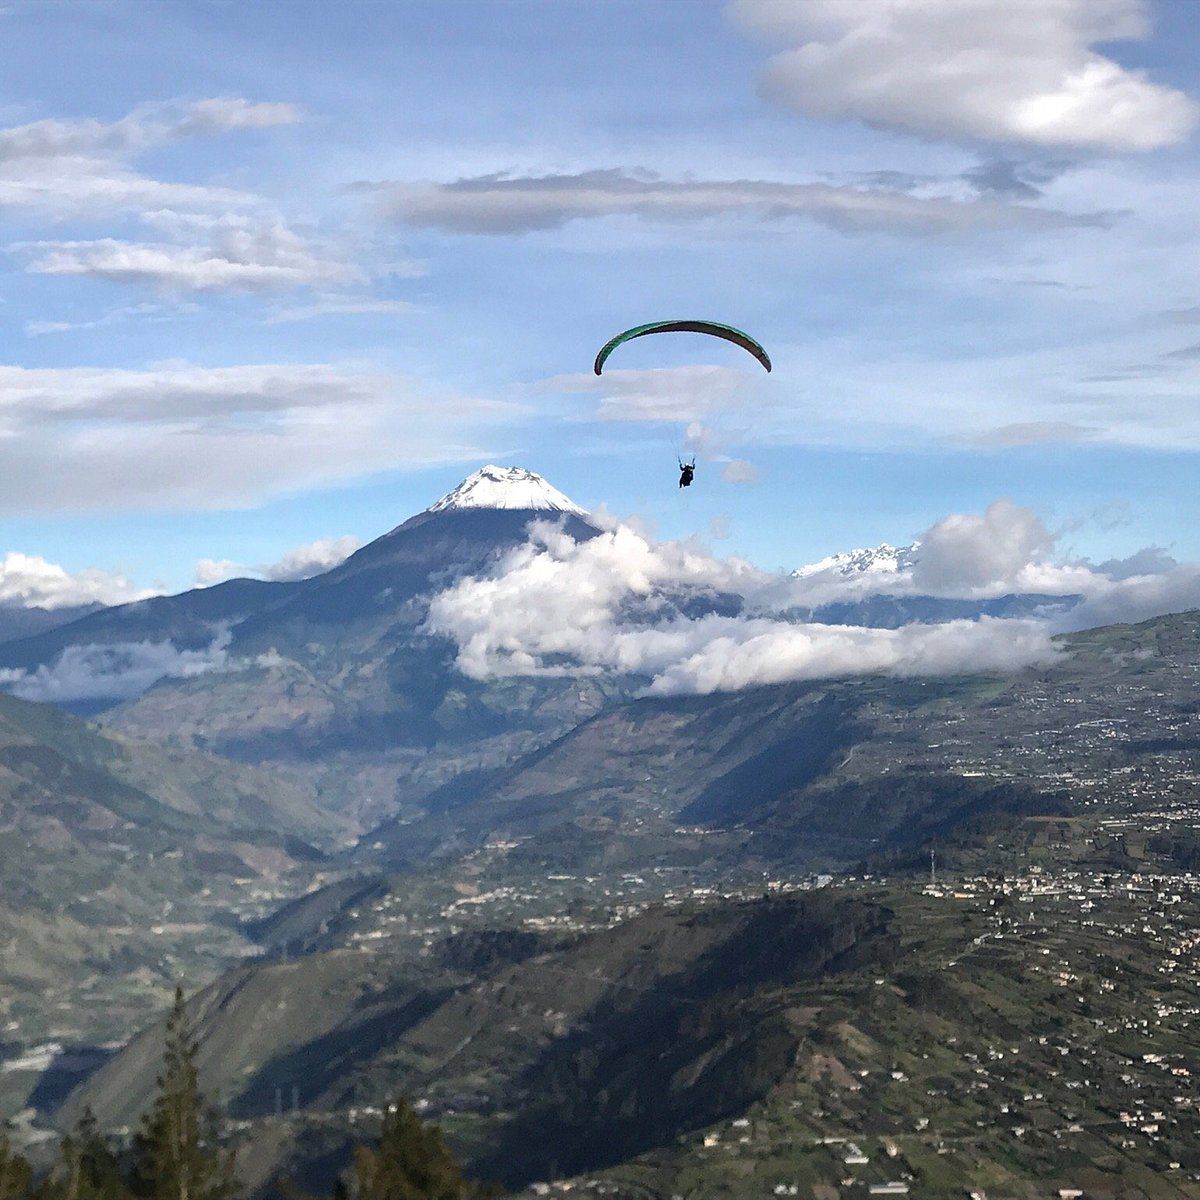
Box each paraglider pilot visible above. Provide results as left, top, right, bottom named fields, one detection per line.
left=678, top=458, right=695, bottom=488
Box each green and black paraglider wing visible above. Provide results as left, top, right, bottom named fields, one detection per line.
left=593, top=319, right=772, bottom=376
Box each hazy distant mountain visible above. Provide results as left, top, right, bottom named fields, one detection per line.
left=0, top=602, right=106, bottom=646
left=0, top=688, right=350, bottom=1058
left=791, top=539, right=1079, bottom=626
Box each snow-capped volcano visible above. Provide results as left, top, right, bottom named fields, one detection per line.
left=791, top=542, right=920, bottom=579
left=426, top=465, right=586, bottom=516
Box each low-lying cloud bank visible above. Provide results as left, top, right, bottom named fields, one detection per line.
left=424, top=499, right=1200, bottom=696
left=0, top=629, right=297, bottom=705
left=6, top=497, right=1200, bottom=706
left=0, top=634, right=233, bottom=704
left=423, top=516, right=1060, bottom=695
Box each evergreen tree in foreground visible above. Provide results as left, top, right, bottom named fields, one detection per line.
left=41, top=1108, right=130, bottom=1200
left=347, top=1101, right=470, bottom=1200
left=133, top=988, right=237, bottom=1200
left=0, top=1138, right=32, bottom=1200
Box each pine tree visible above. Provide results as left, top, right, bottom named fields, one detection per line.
left=0, top=1136, right=32, bottom=1200
left=132, top=988, right=237, bottom=1200
left=349, top=1101, right=467, bottom=1200
left=40, top=1108, right=130, bottom=1200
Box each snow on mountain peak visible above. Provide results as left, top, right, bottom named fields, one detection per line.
left=792, top=542, right=920, bottom=579
left=426, top=465, right=586, bottom=515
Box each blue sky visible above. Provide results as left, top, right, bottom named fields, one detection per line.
left=3, top=0, right=1200, bottom=603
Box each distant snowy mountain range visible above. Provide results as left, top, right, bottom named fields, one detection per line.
left=791, top=542, right=921, bottom=580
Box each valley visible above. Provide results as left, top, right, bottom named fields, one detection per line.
left=3, top=473, right=1200, bottom=1198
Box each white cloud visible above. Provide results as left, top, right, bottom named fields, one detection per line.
left=644, top=616, right=1055, bottom=696
left=196, top=535, right=362, bottom=586
left=171, top=98, right=301, bottom=137
left=729, top=0, right=1198, bottom=150
left=267, top=297, right=416, bottom=324
left=262, top=535, right=361, bottom=581
left=0, top=98, right=298, bottom=218
left=0, top=551, right=155, bottom=609
left=423, top=500, right=1200, bottom=696
left=194, top=559, right=243, bottom=587
left=25, top=213, right=353, bottom=293
left=722, top=459, right=760, bottom=484
left=23, top=301, right=197, bottom=338
left=0, top=98, right=298, bottom=163
left=424, top=517, right=1058, bottom=695
left=380, top=168, right=1106, bottom=236
left=0, top=633, right=230, bottom=703
left=1089, top=546, right=1177, bottom=580
left=0, top=363, right=518, bottom=512
left=28, top=236, right=346, bottom=293
left=547, top=366, right=765, bottom=425
left=1053, top=565, right=1200, bottom=631
left=911, top=499, right=1056, bottom=594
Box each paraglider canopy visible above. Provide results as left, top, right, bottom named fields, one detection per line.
left=593, top=320, right=771, bottom=376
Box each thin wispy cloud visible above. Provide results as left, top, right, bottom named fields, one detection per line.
left=0, top=633, right=233, bottom=703
left=267, top=297, right=416, bottom=324
left=0, top=98, right=299, bottom=218
left=380, top=168, right=1109, bottom=236
left=0, top=363, right=520, bottom=512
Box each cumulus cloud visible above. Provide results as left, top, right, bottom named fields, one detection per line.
left=194, top=559, right=243, bottom=587
left=380, top=168, right=1106, bottom=237
left=1089, top=546, right=1177, bottom=580
left=263, top=535, right=362, bottom=581
left=424, top=517, right=1058, bottom=695
left=0, top=363, right=516, bottom=512
left=0, top=633, right=231, bottom=703
left=729, top=0, right=1198, bottom=150
left=911, top=499, right=1056, bottom=594
left=195, top=535, right=363, bottom=586
left=1053, top=565, right=1200, bottom=631
left=422, top=497, right=1200, bottom=696
left=0, top=551, right=155, bottom=609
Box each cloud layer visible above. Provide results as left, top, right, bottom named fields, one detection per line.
left=730, top=0, right=1197, bottom=150
left=424, top=516, right=1060, bottom=695
left=381, top=168, right=1104, bottom=236
left=0, top=363, right=515, bottom=512
left=0, top=634, right=232, bottom=704
left=424, top=499, right=1200, bottom=696
left=0, top=98, right=299, bottom=217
